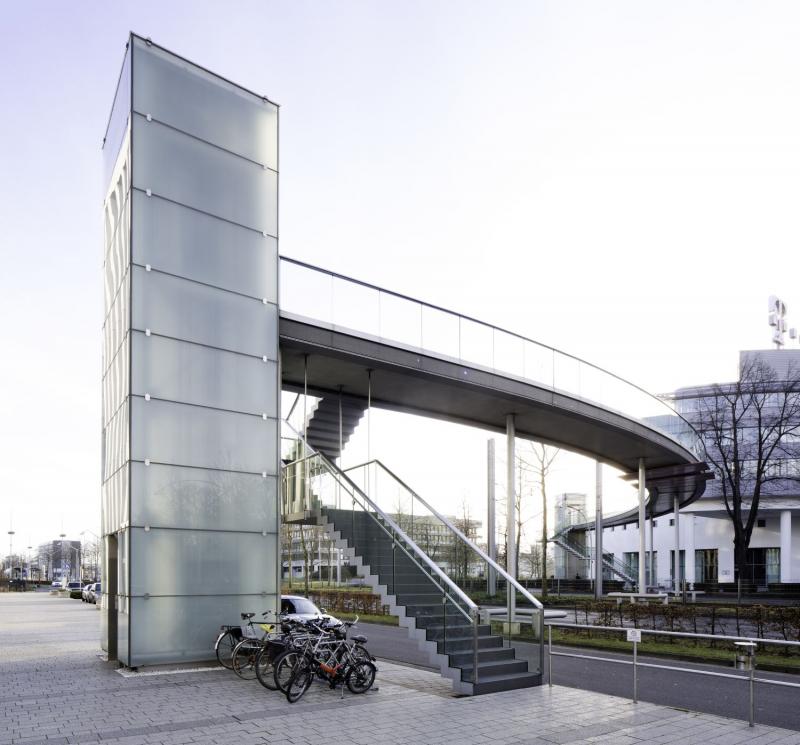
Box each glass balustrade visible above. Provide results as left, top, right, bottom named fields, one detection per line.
left=279, top=257, right=700, bottom=455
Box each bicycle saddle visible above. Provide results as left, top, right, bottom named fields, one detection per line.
left=240, top=612, right=255, bottom=620
left=352, top=634, right=367, bottom=644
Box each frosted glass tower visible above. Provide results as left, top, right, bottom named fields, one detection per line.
left=101, top=35, right=280, bottom=666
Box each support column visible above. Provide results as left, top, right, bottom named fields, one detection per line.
left=638, top=459, right=646, bottom=593
left=506, top=415, right=516, bottom=622
left=487, top=439, right=497, bottom=597
left=673, top=495, right=681, bottom=592
left=780, top=510, right=792, bottom=584
left=649, top=510, right=655, bottom=589
left=595, top=462, right=603, bottom=599
left=685, top=514, right=696, bottom=584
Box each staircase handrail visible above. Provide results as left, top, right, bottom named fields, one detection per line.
left=282, top=423, right=478, bottom=619
left=344, top=459, right=544, bottom=611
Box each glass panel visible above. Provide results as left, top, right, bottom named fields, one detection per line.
left=131, top=462, right=278, bottom=532
left=421, top=306, right=459, bottom=359
left=103, top=270, right=129, bottom=372
left=130, top=332, right=277, bottom=416
left=553, top=351, right=581, bottom=398
left=579, top=363, right=606, bottom=408
left=102, top=401, right=129, bottom=482
left=523, top=340, right=553, bottom=388
left=101, top=463, right=129, bottom=536
left=132, top=37, right=278, bottom=170
left=279, top=261, right=332, bottom=323
left=129, top=528, right=277, bottom=596
left=493, top=330, right=524, bottom=378
left=131, top=266, right=277, bottom=358
left=332, top=277, right=379, bottom=336
left=132, top=114, right=277, bottom=235
left=104, top=187, right=130, bottom=309
left=129, top=593, right=279, bottom=666
left=131, top=191, right=277, bottom=302
left=103, top=42, right=131, bottom=187
left=459, top=318, right=493, bottom=368
left=117, top=601, right=129, bottom=666
left=130, top=397, right=276, bottom=473
left=379, top=291, right=421, bottom=349
left=103, top=334, right=129, bottom=427
left=119, top=529, right=130, bottom=597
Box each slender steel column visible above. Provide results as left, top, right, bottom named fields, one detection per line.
left=594, top=462, right=603, bottom=599
left=673, top=495, right=681, bottom=592
left=487, top=439, right=497, bottom=596
left=506, top=415, right=516, bottom=621
left=649, top=509, right=655, bottom=588
left=638, top=458, right=646, bottom=593
left=780, top=510, right=792, bottom=583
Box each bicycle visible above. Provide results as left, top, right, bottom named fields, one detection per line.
left=215, top=611, right=274, bottom=670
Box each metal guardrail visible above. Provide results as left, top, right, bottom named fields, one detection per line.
left=546, top=621, right=800, bottom=727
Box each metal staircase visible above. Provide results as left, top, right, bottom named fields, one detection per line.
left=281, top=424, right=544, bottom=695
left=304, top=394, right=367, bottom=460
left=551, top=527, right=637, bottom=584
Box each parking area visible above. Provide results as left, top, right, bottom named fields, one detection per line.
left=2, top=593, right=799, bottom=745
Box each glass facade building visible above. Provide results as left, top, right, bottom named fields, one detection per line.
left=101, top=35, right=280, bottom=666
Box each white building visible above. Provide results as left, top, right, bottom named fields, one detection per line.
left=599, top=349, right=800, bottom=588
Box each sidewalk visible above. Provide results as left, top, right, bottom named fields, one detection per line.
left=2, top=593, right=798, bottom=745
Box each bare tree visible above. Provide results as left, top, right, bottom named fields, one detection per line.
left=692, top=355, right=800, bottom=583
left=517, top=442, right=560, bottom=598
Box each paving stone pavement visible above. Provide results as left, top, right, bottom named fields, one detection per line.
left=2, top=593, right=799, bottom=745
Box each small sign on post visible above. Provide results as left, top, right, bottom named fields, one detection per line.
left=626, top=628, right=642, bottom=643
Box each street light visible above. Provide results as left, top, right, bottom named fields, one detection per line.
left=7, top=530, right=15, bottom=581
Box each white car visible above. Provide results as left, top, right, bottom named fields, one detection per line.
left=280, top=595, right=339, bottom=626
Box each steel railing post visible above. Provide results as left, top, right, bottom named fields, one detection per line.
left=633, top=639, right=638, bottom=703
left=548, top=624, right=553, bottom=687
left=749, top=654, right=755, bottom=727
left=473, top=609, right=480, bottom=688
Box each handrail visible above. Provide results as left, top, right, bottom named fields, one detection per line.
left=282, top=423, right=478, bottom=619
left=279, top=255, right=702, bottom=450
left=344, top=459, right=544, bottom=610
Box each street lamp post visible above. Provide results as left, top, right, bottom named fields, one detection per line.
left=7, top=530, right=15, bottom=581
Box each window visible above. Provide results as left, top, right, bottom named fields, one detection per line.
left=669, top=518, right=675, bottom=526
left=652, top=520, right=658, bottom=527
left=670, top=550, right=686, bottom=583
left=757, top=519, right=766, bottom=528
left=694, top=549, right=718, bottom=583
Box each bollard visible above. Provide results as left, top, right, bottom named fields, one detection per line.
left=734, top=642, right=756, bottom=727
left=548, top=625, right=552, bottom=688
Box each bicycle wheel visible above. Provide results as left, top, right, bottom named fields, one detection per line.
left=272, top=649, right=300, bottom=692
left=215, top=630, right=239, bottom=669
left=345, top=660, right=376, bottom=694
left=254, top=645, right=280, bottom=690
left=285, top=658, right=314, bottom=703
left=232, top=639, right=260, bottom=680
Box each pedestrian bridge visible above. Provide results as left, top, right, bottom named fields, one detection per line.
left=278, top=256, right=710, bottom=511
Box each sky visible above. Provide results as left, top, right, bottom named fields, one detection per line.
left=2, top=1, right=800, bottom=555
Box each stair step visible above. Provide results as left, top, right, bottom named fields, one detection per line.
left=438, top=634, right=504, bottom=653
left=460, top=659, right=530, bottom=679
left=471, top=672, right=541, bottom=695
left=448, top=647, right=516, bottom=666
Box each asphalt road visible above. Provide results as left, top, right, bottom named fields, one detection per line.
left=359, top=621, right=800, bottom=731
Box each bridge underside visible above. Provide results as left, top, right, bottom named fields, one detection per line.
left=279, top=314, right=709, bottom=513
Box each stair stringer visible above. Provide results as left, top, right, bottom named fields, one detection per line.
left=312, top=513, right=474, bottom=695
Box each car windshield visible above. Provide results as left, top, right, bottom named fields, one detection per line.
left=289, top=598, right=320, bottom=615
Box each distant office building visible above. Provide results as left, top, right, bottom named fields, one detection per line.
left=36, top=540, right=82, bottom=582
left=601, top=349, right=800, bottom=587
